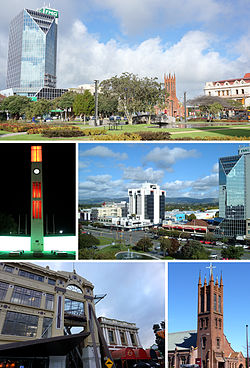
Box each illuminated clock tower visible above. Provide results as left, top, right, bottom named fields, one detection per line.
left=31, top=146, right=44, bottom=252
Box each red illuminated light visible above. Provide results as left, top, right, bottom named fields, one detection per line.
left=31, top=146, right=42, bottom=162
left=32, top=182, right=41, bottom=198
left=32, top=200, right=42, bottom=219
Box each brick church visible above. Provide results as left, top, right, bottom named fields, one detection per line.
left=163, top=73, right=185, bottom=117
left=168, top=271, right=245, bottom=368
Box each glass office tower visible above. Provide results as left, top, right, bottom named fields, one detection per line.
left=6, top=8, right=58, bottom=96
left=218, top=146, right=250, bottom=238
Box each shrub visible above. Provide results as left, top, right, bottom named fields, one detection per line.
left=42, top=127, right=86, bottom=137
left=81, top=128, right=106, bottom=136
left=136, top=131, right=171, bottom=140
left=92, top=132, right=142, bottom=140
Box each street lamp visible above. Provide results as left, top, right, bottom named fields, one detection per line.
left=94, top=79, right=99, bottom=126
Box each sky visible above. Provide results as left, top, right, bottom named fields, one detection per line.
left=1, top=0, right=250, bottom=98
left=0, top=143, right=76, bottom=235
left=168, top=261, right=250, bottom=355
left=35, top=260, right=165, bottom=348
left=78, top=142, right=249, bottom=201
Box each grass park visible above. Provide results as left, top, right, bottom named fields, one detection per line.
left=1, top=120, right=250, bottom=141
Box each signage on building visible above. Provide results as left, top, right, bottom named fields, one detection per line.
left=239, top=147, right=250, bottom=155
left=39, top=8, right=59, bottom=18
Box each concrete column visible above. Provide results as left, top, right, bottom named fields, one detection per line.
left=82, top=346, right=101, bottom=368
left=49, top=356, right=66, bottom=368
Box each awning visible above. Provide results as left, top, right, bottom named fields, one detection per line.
left=134, top=349, right=150, bottom=360
left=111, top=348, right=136, bottom=360
left=0, top=332, right=89, bottom=358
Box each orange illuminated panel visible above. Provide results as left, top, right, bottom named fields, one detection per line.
left=31, top=146, right=42, bottom=162
left=32, top=182, right=41, bottom=198
left=32, top=200, right=42, bottom=219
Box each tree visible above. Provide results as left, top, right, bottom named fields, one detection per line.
left=98, top=93, right=119, bottom=117
left=186, top=213, right=196, bottom=221
left=221, top=246, right=244, bottom=260
left=100, top=72, right=164, bottom=124
left=73, top=90, right=95, bottom=122
left=204, top=232, right=215, bottom=242
left=54, top=91, right=76, bottom=120
left=177, top=240, right=211, bottom=260
left=25, top=99, right=52, bottom=120
left=0, top=95, right=31, bottom=119
left=79, top=233, right=100, bottom=249
left=135, top=237, right=153, bottom=252
left=159, top=237, right=180, bottom=257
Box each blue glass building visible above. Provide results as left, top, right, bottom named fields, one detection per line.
left=6, top=8, right=63, bottom=99
left=218, top=146, right=250, bottom=238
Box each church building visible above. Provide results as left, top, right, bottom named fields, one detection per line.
left=168, top=271, right=245, bottom=368
left=164, top=73, right=185, bottom=118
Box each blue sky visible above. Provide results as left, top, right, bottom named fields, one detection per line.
left=35, top=261, right=165, bottom=348
left=168, top=261, right=250, bottom=355
left=78, top=142, right=249, bottom=200
left=1, top=0, right=250, bottom=97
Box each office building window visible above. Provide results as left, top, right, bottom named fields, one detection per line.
left=108, top=330, right=115, bottom=344
left=48, top=278, right=56, bottom=285
left=130, top=333, right=136, bottom=345
left=2, top=311, right=38, bottom=337
left=64, top=299, right=84, bottom=316
left=11, top=285, right=42, bottom=307
left=0, top=282, right=9, bottom=300
left=120, top=331, right=126, bottom=345
left=4, top=265, right=14, bottom=273
left=45, top=293, right=54, bottom=310
left=18, top=269, right=44, bottom=282
left=42, top=317, right=53, bottom=338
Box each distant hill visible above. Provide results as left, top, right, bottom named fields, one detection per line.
left=79, top=197, right=218, bottom=205
left=165, top=197, right=218, bottom=205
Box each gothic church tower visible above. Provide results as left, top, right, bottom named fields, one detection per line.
left=197, top=271, right=224, bottom=368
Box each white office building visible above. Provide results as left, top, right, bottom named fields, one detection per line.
left=128, top=183, right=166, bottom=225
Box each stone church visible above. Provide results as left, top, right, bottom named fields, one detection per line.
left=168, top=272, right=245, bottom=368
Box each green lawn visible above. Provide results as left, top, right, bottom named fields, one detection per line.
left=98, top=236, right=114, bottom=246
left=1, top=122, right=250, bottom=140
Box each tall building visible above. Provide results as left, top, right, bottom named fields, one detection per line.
left=218, top=146, right=250, bottom=238
left=3, top=6, right=67, bottom=100
left=204, top=73, right=250, bottom=107
left=168, top=271, right=245, bottom=368
left=128, top=183, right=165, bottom=224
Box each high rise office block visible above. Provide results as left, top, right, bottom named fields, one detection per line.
left=128, top=183, right=165, bottom=224
left=218, top=146, right=250, bottom=238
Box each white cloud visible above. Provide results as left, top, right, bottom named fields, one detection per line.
left=91, top=0, right=223, bottom=35
left=57, top=22, right=245, bottom=97
left=212, top=162, right=219, bottom=173
left=122, top=166, right=164, bottom=183
left=144, top=146, right=199, bottom=170
left=164, top=173, right=218, bottom=198
left=80, top=145, right=128, bottom=160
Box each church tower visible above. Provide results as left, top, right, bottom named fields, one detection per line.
left=197, top=270, right=224, bottom=368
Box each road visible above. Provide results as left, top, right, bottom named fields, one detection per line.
left=82, top=226, right=160, bottom=248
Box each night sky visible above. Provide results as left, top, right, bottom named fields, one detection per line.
left=0, top=143, right=76, bottom=235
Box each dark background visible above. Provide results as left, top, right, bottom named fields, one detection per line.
left=0, top=143, right=76, bottom=235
